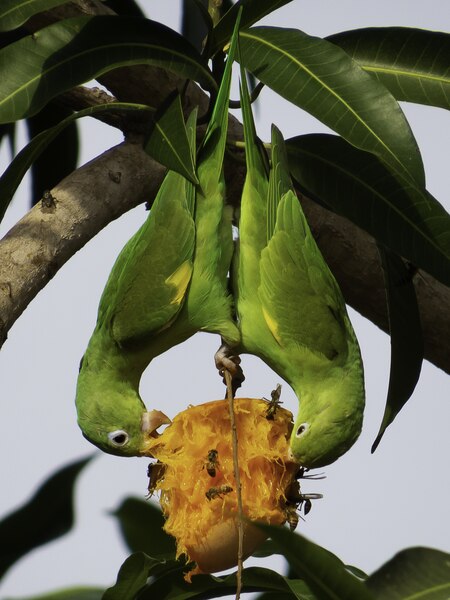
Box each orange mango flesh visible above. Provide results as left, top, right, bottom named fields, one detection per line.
left=145, top=398, right=297, bottom=577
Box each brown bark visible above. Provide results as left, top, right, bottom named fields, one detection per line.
left=0, top=1, right=449, bottom=374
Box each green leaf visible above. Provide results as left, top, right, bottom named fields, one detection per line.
left=144, top=93, right=198, bottom=185
left=239, top=27, right=425, bottom=190
left=181, top=0, right=210, bottom=53
left=103, top=553, right=161, bottom=600
left=327, top=28, right=450, bottom=110
left=0, top=101, right=200, bottom=223
left=372, top=248, right=423, bottom=452
left=4, top=588, right=105, bottom=600
left=253, top=523, right=374, bottom=600
left=209, top=0, right=294, bottom=56
left=0, top=456, right=93, bottom=580
left=0, top=0, right=70, bottom=31
left=366, top=547, right=450, bottom=600
left=26, top=103, right=79, bottom=206
left=140, top=565, right=312, bottom=599
left=111, top=497, right=176, bottom=559
left=286, top=134, right=450, bottom=286
left=0, top=15, right=216, bottom=125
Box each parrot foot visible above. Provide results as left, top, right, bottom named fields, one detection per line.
left=214, top=343, right=245, bottom=396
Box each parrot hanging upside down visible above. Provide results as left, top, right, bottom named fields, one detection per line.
left=233, top=67, right=365, bottom=468
left=75, top=26, right=241, bottom=457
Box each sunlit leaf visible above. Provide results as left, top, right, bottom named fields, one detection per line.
left=286, top=134, right=450, bottom=286
left=366, top=547, right=450, bottom=600
left=144, top=93, right=198, bottom=185
left=253, top=524, right=374, bottom=600
left=0, top=0, right=70, bottom=31
left=111, top=497, right=176, bottom=559
left=239, top=27, right=425, bottom=191
left=327, top=28, right=450, bottom=110
left=0, top=456, right=93, bottom=579
left=0, top=15, right=216, bottom=124
left=372, top=247, right=423, bottom=452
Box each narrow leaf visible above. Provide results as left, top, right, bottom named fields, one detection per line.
left=0, top=0, right=70, bottom=31
left=0, top=15, right=216, bottom=124
left=366, top=547, right=450, bottom=600
left=372, top=247, right=423, bottom=452
left=209, top=0, right=294, bottom=56
left=26, top=103, right=79, bottom=206
left=144, top=93, right=198, bottom=185
left=239, top=27, right=425, bottom=190
left=111, top=497, right=176, bottom=559
left=286, top=134, right=450, bottom=286
left=253, top=523, right=374, bottom=600
left=0, top=456, right=93, bottom=579
left=327, top=28, right=450, bottom=110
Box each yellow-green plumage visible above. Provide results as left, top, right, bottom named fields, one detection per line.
left=76, top=26, right=241, bottom=456
left=234, top=69, right=365, bottom=468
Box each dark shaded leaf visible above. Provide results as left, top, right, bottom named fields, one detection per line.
left=372, top=247, right=423, bottom=452
left=0, top=0, right=70, bottom=31
left=345, top=565, right=368, bottom=581
left=103, top=0, right=145, bottom=18
left=103, top=553, right=161, bottom=600
left=253, top=523, right=374, bottom=600
left=181, top=0, right=210, bottom=53
left=286, top=134, right=450, bottom=286
left=0, top=456, right=93, bottom=579
left=144, top=93, right=198, bottom=185
left=4, top=588, right=105, bottom=600
left=0, top=122, right=15, bottom=155
left=26, top=103, right=79, bottom=206
left=239, top=27, right=425, bottom=191
left=0, top=15, right=216, bottom=125
left=111, top=497, right=176, bottom=559
left=327, top=28, right=450, bottom=110
left=209, top=0, right=294, bottom=56
left=140, top=565, right=311, bottom=599
left=366, top=547, right=450, bottom=599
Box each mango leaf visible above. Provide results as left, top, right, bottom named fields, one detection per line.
left=4, top=588, right=105, bottom=600
left=144, top=93, right=198, bottom=185
left=111, top=497, right=176, bottom=559
left=181, top=0, right=210, bottom=53
left=0, top=455, right=93, bottom=580
left=372, top=247, right=423, bottom=452
left=26, top=103, right=79, bottom=206
left=253, top=523, right=374, bottom=600
left=208, top=0, right=294, bottom=56
left=366, top=547, right=450, bottom=600
left=0, top=101, right=201, bottom=223
left=286, top=134, right=450, bottom=286
left=327, top=28, right=450, bottom=110
left=239, top=27, right=425, bottom=191
left=103, top=553, right=164, bottom=600
left=0, top=15, right=216, bottom=125
left=0, top=0, right=70, bottom=31
left=140, top=565, right=313, bottom=599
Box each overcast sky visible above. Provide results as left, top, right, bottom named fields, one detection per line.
left=0, top=1, right=449, bottom=597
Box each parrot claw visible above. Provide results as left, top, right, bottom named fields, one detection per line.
left=214, top=342, right=245, bottom=396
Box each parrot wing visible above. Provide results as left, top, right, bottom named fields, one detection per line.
left=259, top=189, right=349, bottom=364
left=98, top=111, right=198, bottom=345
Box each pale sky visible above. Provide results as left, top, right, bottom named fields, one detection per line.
left=0, top=1, right=449, bottom=597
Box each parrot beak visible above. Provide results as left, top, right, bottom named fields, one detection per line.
left=141, top=410, right=171, bottom=438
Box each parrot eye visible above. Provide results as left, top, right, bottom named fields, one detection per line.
left=296, top=423, right=309, bottom=437
left=108, top=430, right=129, bottom=447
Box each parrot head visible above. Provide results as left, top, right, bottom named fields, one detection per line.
left=75, top=370, right=170, bottom=457
left=289, top=367, right=365, bottom=468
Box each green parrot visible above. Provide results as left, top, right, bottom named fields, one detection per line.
left=75, top=29, right=241, bottom=457
left=234, top=69, right=365, bottom=468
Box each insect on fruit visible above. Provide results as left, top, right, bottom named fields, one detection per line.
left=264, top=384, right=283, bottom=420
left=205, top=485, right=233, bottom=501
left=204, top=449, right=219, bottom=477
